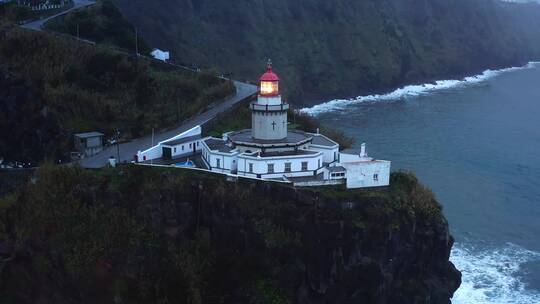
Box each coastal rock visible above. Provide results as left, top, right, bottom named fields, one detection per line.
left=0, top=166, right=461, bottom=303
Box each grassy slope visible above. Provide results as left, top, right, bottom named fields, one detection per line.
left=0, top=1, right=71, bottom=26
left=0, top=22, right=234, bottom=164
left=44, top=0, right=152, bottom=55
left=113, top=0, right=540, bottom=103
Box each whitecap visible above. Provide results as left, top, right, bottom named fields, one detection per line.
left=451, top=242, right=540, bottom=304
left=300, top=62, right=540, bottom=116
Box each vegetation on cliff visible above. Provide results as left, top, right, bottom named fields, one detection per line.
left=44, top=0, right=152, bottom=55
left=113, top=0, right=540, bottom=103
left=0, top=25, right=235, bottom=164
left=0, top=1, right=67, bottom=26
left=0, top=165, right=460, bottom=303
left=0, top=2, right=30, bottom=26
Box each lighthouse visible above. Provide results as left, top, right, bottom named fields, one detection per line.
left=251, top=60, right=289, bottom=140
left=140, top=59, right=391, bottom=189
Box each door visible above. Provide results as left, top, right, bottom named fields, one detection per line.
left=231, top=159, right=237, bottom=174
left=162, top=147, right=172, bottom=160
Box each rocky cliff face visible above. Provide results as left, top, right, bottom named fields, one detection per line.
left=113, top=0, right=540, bottom=103
left=0, top=166, right=460, bottom=303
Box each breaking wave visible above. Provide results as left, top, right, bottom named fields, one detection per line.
left=300, top=62, right=540, bottom=116
left=451, top=242, right=540, bottom=304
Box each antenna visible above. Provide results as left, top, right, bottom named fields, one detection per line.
left=135, top=27, right=139, bottom=56
left=116, top=129, right=121, bottom=163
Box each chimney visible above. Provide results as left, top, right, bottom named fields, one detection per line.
left=316, top=128, right=320, bottom=134
left=360, top=143, right=367, bottom=158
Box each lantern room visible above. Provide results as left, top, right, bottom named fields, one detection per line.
left=259, top=60, right=280, bottom=97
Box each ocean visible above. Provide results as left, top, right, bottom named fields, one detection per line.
left=302, top=62, right=540, bottom=303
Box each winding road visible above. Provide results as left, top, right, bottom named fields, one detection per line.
left=21, top=0, right=95, bottom=31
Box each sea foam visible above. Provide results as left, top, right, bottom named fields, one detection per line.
left=300, top=62, right=540, bottom=116
left=451, top=242, right=540, bottom=304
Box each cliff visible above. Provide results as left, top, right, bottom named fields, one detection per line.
left=0, top=165, right=460, bottom=303
left=113, top=0, right=540, bottom=103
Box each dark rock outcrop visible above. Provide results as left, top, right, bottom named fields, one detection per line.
left=0, top=166, right=460, bottom=303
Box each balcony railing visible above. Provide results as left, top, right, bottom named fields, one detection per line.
left=251, top=103, right=290, bottom=111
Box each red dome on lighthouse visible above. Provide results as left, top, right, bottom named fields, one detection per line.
left=260, top=66, right=280, bottom=82
left=259, top=59, right=280, bottom=96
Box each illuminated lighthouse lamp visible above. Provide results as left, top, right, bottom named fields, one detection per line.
left=259, top=60, right=280, bottom=96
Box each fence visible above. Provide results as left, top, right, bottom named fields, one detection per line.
left=29, top=3, right=64, bottom=11
left=20, top=0, right=70, bottom=11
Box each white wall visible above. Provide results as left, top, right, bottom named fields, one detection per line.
left=237, top=152, right=323, bottom=178
left=251, top=110, right=288, bottom=140
left=137, top=126, right=201, bottom=162
left=342, top=161, right=391, bottom=189
left=339, top=152, right=366, bottom=163
left=257, top=95, right=282, bottom=105
left=207, top=153, right=237, bottom=173
left=234, top=143, right=311, bottom=154
left=168, top=140, right=202, bottom=158
left=138, top=145, right=162, bottom=162
left=201, top=141, right=239, bottom=173
left=310, top=145, right=339, bottom=163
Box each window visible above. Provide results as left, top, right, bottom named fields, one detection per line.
left=189, top=143, right=192, bottom=149
left=216, top=158, right=221, bottom=168
left=373, top=174, right=379, bottom=181
left=182, top=145, right=185, bottom=151
left=249, top=163, right=254, bottom=173
left=318, top=159, right=321, bottom=168
left=260, top=81, right=278, bottom=96
left=285, top=162, right=291, bottom=173
left=197, top=142, right=199, bottom=147
left=268, top=163, right=274, bottom=174
left=174, top=147, right=177, bottom=153
left=301, top=161, right=308, bottom=171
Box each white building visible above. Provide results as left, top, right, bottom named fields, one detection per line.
left=199, top=61, right=391, bottom=188
left=74, top=131, right=104, bottom=158
left=137, top=126, right=203, bottom=163
left=138, top=61, right=391, bottom=189
left=151, top=49, right=170, bottom=62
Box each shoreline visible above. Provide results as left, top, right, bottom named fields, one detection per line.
left=296, top=58, right=536, bottom=106
left=301, top=61, right=540, bottom=116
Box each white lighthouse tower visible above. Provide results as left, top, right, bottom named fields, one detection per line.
left=251, top=60, right=289, bottom=140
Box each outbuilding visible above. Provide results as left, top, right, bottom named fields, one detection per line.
left=74, top=132, right=104, bottom=158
